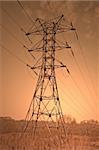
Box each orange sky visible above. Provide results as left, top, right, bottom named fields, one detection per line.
left=0, top=1, right=99, bottom=122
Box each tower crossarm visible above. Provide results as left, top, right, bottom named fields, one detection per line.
left=25, top=14, right=76, bottom=36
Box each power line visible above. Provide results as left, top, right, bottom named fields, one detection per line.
left=2, top=7, right=33, bottom=45
left=2, top=7, right=26, bottom=34
left=17, top=0, right=33, bottom=23
left=0, top=42, right=37, bottom=77
left=58, top=73, right=92, bottom=117
left=64, top=66, right=95, bottom=111
left=69, top=48, right=95, bottom=101
left=0, top=23, right=36, bottom=59
left=57, top=71, right=91, bottom=115
left=0, top=43, right=27, bottom=66
left=61, top=30, right=96, bottom=110
left=76, top=34, right=97, bottom=99
left=17, top=0, right=38, bottom=30
left=0, top=23, right=26, bottom=47
left=69, top=26, right=96, bottom=101
left=17, top=0, right=39, bottom=43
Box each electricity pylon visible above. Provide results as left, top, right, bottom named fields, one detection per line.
left=22, top=14, right=75, bottom=145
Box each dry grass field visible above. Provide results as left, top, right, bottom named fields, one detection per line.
left=0, top=133, right=99, bottom=150
left=0, top=117, right=99, bottom=150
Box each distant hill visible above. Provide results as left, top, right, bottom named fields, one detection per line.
left=0, top=117, right=25, bottom=133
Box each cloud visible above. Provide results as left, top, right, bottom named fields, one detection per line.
left=34, top=1, right=78, bottom=24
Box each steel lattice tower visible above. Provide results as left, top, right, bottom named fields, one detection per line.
left=22, top=15, right=75, bottom=145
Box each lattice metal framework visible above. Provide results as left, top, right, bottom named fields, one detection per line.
left=23, top=14, right=75, bottom=138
